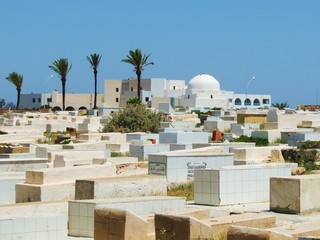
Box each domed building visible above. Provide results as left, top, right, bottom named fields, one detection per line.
left=179, top=74, right=230, bottom=109
left=178, top=73, right=271, bottom=110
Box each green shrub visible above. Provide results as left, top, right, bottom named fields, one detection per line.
left=282, top=141, right=320, bottom=172
left=231, top=135, right=269, bottom=146
left=102, top=103, right=165, bottom=133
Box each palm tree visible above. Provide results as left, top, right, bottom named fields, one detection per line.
left=271, top=102, right=289, bottom=110
left=121, top=48, right=154, bottom=101
left=87, top=53, right=102, bottom=109
left=49, top=58, right=72, bottom=111
left=6, top=72, right=23, bottom=110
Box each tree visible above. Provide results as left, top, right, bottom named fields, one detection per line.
left=121, top=48, right=154, bottom=101
left=5, top=72, right=23, bottom=110
left=87, top=53, right=102, bottom=109
left=102, top=102, right=164, bottom=133
left=49, top=58, right=72, bottom=111
left=0, top=99, right=5, bottom=108
left=271, top=102, right=289, bottom=110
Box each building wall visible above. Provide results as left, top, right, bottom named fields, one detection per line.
left=21, top=91, right=104, bottom=110
left=104, top=80, right=124, bottom=107
left=232, top=94, right=271, bottom=108
left=20, top=93, right=42, bottom=109
left=237, top=114, right=267, bottom=124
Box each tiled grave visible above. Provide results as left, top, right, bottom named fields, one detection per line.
left=194, top=163, right=295, bottom=205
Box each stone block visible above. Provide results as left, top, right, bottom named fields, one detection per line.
left=53, top=150, right=107, bottom=167
left=129, top=143, right=170, bottom=161
left=75, top=175, right=167, bottom=200
left=270, top=175, right=320, bottom=214
left=16, top=182, right=75, bottom=203
left=155, top=213, right=212, bottom=240
left=25, top=164, right=116, bottom=184
left=227, top=225, right=270, bottom=240
left=94, top=208, right=149, bottom=240
left=159, top=130, right=209, bottom=144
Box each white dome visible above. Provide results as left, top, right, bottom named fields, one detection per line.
left=188, top=74, right=220, bottom=90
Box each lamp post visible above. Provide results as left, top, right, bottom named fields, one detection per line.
left=43, top=75, right=54, bottom=109
left=245, top=76, right=255, bottom=108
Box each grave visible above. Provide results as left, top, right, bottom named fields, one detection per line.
left=154, top=212, right=275, bottom=240
left=288, top=132, right=320, bottom=146
left=159, top=128, right=209, bottom=144
left=94, top=208, right=152, bottom=240
left=251, top=130, right=282, bottom=143
left=53, top=149, right=110, bottom=167
left=270, top=174, right=320, bottom=214
left=0, top=156, right=48, bottom=172
left=69, top=196, right=186, bottom=238
left=192, top=142, right=256, bottom=153
left=0, top=212, right=67, bottom=240
left=15, top=164, right=116, bottom=203
left=230, top=145, right=291, bottom=164
left=194, top=163, right=295, bottom=206
left=148, top=147, right=233, bottom=182
left=0, top=172, right=24, bottom=204
left=228, top=221, right=320, bottom=240
left=75, top=174, right=167, bottom=200
left=126, top=132, right=159, bottom=144
left=129, top=142, right=170, bottom=161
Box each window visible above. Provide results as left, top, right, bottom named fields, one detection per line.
left=263, top=99, right=270, bottom=104
left=245, top=98, right=251, bottom=106
left=235, top=98, right=241, bottom=105
left=32, top=98, right=35, bottom=103
left=145, top=97, right=149, bottom=102
left=38, top=98, right=41, bottom=103
left=253, top=99, right=260, bottom=106
left=131, top=87, right=133, bottom=91
left=47, top=98, right=52, bottom=103
left=116, top=88, right=119, bottom=92
left=173, top=86, right=176, bottom=90
left=210, top=95, right=213, bottom=99
left=116, top=98, right=119, bottom=103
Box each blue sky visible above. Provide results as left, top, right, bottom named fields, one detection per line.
left=1, top=1, right=320, bottom=108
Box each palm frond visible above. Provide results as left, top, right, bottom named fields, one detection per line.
left=6, top=72, right=23, bottom=89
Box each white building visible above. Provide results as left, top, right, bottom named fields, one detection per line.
left=19, top=74, right=271, bottom=111
left=178, top=74, right=271, bottom=110
left=104, top=78, right=186, bottom=108
left=20, top=90, right=104, bottom=111
left=104, top=74, right=271, bottom=110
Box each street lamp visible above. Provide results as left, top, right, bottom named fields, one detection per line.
left=43, top=75, right=54, bottom=109
left=245, top=76, right=256, bottom=108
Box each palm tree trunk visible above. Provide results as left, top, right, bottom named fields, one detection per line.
left=62, top=78, right=66, bottom=111
left=137, top=73, right=141, bottom=101
left=93, top=69, right=97, bottom=109
left=16, top=88, right=21, bottom=110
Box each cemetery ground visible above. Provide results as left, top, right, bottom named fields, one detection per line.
left=2, top=109, right=320, bottom=239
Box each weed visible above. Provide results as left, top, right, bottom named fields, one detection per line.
left=167, top=182, right=194, bottom=201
